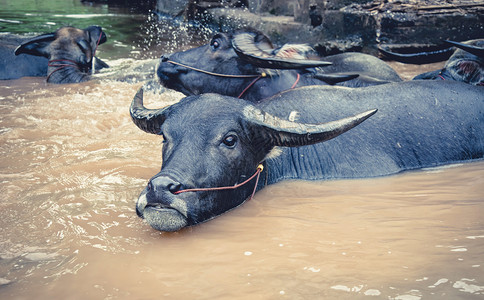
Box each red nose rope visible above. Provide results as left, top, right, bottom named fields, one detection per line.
left=438, top=71, right=446, bottom=81
left=165, top=59, right=300, bottom=98
left=46, top=31, right=103, bottom=82
left=174, top=164, right=264, bottom=201
left=46, top=59, right=79, bottom=82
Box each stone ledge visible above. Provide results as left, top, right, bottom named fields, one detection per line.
left=202, top=5, right=483, bottom=55
left=155, top=1, right=483, bottom=55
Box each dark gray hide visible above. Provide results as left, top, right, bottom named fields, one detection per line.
left=131, top=80, right=483, bottom=232
left=0, top=34, right=48, bottom=80
left=157, top=30, right=401, bottom=102
left=315, top=52, right=402, bottom=85
left=1, top=26, right=108, bottom=83
left=413, top=39, right=484, bottom=86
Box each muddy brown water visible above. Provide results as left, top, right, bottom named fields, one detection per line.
left=1, top=62, right=483, bottom=300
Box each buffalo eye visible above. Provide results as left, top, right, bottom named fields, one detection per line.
left=210, top=40, right=220, bottom=50
left=222, top=134, right=237, bottom=148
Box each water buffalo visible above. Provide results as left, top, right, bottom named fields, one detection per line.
left=130, top=81, right=483, bottom=231
left=380, top=39, right=484, bottom=85
left=157, top=29, right=402, bottom=102
left=1, top=26, right=108, bottom=83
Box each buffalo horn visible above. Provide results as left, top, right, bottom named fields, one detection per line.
left=444, top=40, right=484, bottom=58
left=232, top=33, right=332, bottom=69
left=243, top=106, right=377, bottom=147
left=130, top=88, right=170, bottom=135
left=313, top=73, right=359, bottom=85
left=14, top=32, right=56, bottom=57
left=378, top=45, right=454, bottom=64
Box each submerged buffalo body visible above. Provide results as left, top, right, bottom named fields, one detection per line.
left=0, top=26, right=108, bottom=83
left=0, top=34, right=48, bottom=79
left=130, top=81, right=483, bottom=231
left=157, top=29, right=401, bottom=101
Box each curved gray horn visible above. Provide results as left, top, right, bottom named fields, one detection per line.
left=233, top=33, right=332, bottom=69
left=378, top=45, right=453, bottom=64
left=444, top=40, right=484, bottom=58
left=14, top=32, right=56, bottom=57
left=243, top=106, right=377, bottom=147
left=313, top=73, right=359, bottom=85
left=130, top=88, right=170, bottom=135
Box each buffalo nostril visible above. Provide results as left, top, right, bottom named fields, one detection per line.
left=161, top=55, right=169, bottom=62
left=168, top=183, right=182, bottom=194
left=149, top=176, right=182, bottom=195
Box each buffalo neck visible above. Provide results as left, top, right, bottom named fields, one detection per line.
left=254, top=82, right=484, bottom=186
left=242, top=70, right=318, bottom=102
left=47, top=60, right=90, bottom=83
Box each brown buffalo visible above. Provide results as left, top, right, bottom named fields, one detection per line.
left=1, top=25, right=108, bottom=83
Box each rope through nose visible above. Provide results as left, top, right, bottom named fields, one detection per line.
left=166, top=59, right=264, bottom=78
left=92, top=31, right=103, bottom=74
left=174, top=165, right=264, bottom=201
left=165, top=59, right=300, bottom=98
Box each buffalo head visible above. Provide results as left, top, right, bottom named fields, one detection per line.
left=15, top=26, right=108, bottom=83
left=157, top=29, right=340, bottom=101
left=130, top=88, right=376, bottom=231
left=379, top=39, right=484, bottom=85
left=435, top=39, right=484, bottom=85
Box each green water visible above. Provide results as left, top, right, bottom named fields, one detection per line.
left=0, top=0, right=212, bottom=60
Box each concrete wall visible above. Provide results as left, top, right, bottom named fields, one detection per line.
left=156, top=0, right=371, bottom=20
left=247, top=0, right=300, bottom=16
left=156, top=0, right=188, bottom=16
left=155, top=0, right=484, bottom=54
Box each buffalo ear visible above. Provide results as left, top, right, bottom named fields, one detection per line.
left=233, top=32, right=332, bottom=69
left=15, top=32, right=56, bottom=58
left=77, top=39, right=91, bottom=53
left=413, top=70, right=442, bottom=80
left=313, top=73, right=360, bottom=85
left=84, top=25, right=107, bottom=45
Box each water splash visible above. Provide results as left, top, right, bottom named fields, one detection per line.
left=136, top=11, right=215, bottom=59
